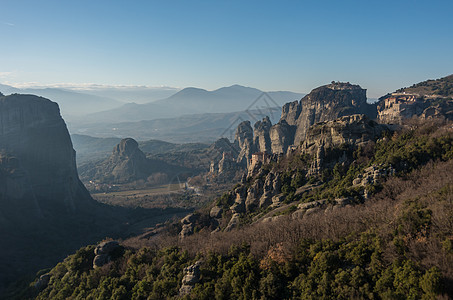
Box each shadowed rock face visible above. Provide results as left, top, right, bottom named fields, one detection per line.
left=0, top=94, right=92, bottom=223
left=0, top=94, right=191, bottom=295
left=110, top=138, right=150, bottom=182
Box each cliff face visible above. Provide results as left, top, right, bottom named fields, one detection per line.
left=234, top=121, right=256, bottom=166
left=301, top=114, right=388, bottom=155
left=253, top=116, right=272, bottom=153
left=286, top=82, right=377, bottom=145
left=270, top=120, right=294, bottom=154
left=0, top=94, right=91, bottom=221
left=231, top=82, right=377, bottom=161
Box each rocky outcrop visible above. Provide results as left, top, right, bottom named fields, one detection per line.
left=209, top=152, right=240, bottom=179
left=352, top=164, right=395, bottom=187
left=0, top=94, right=93, bottom=223
left=93, top=241, right=121, bottom=268
left=281, top=82, right=377, bottom=145
left=301, top=114, right=388, bottom=156
left=270, top=120, right=294, bottom=154
left=179, top=261, right=202, bottom=296
left=180, top=213, right=199, bottom=239
left=81, top=137, right=187, bottom=184
left=280, top=101, right=301, bottom=126
left=235, top=121, right=256, bottom=166
left=34, top=274, right=51, bottom=291
left=301, top=114, right=388, bottom=176
left=253, top=116, right=272, bottom=153
left=377, top=93, right=453, bottom=124
left=210, top=206, right=223, bottom=218
left=420, top=99, right=453, bottom=120
left=107, top=138, right=151, bottom=183
left=230, top=82, right=377, bottom=164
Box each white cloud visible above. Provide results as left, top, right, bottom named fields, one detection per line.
left=0, top=72, right=13, bottom=78
left=1, top=81, right=180, bottom=91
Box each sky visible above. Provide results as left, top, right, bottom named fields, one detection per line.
left=1, top=0, right=452, bottom=98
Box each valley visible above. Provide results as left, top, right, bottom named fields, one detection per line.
left=1, top=75, right=453, bottom=299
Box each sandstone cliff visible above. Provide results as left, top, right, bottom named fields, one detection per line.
left=301, top=114, right=388, bottom=155
left=231, top=82, right=377, bottom=163
left=284, top=82, right=377, bottom=146
left=234, top=120, right=256, bottom=166
left=253, top=116, right=272, bottom=153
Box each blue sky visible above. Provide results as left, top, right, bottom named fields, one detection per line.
left=1, top=0, right=452, bottom=97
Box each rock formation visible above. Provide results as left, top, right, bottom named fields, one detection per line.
left=180, top=213, right=199, bottom=239
left=253, top=116, right=272, bottom=153
left=93, top=240, right=122, bottom=268
left=0, top=94, right=92, bottom=223
left=301, top=114, right=388, bottom=155
left=108, top=138, right=150, bottom=182
left=270, top=120, right=294, bottom=154
left=285, top=82, right=377, bottom=145
left=81, top=137, right=187, bottom=184
left=0, top=94, right=110, bottom=292
left=230, top=82, right=377, bottom=162
left=378, top=93, right=453, bottom=124
left=234, top=121, right=256, bottom=166
left=179, top=261, right=202, bottom=296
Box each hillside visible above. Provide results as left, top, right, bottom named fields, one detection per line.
left=9, top=78, right=453, bottom=299
left=395, top=74, right=453, bottom=97
left=20, top=119, right=453, bottom=299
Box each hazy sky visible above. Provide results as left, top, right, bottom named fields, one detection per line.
left=1, top=0, right=452, bottom=98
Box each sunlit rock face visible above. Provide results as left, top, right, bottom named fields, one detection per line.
left=0, top=94, right=92, bottom=225
left=281, top=82, right=377, bottom=146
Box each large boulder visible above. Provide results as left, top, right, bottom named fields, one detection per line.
left=93, top=241, right=121, bottom=268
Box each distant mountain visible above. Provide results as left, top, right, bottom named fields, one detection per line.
left=0, top=83, right=20, bottom=94
left=22, top=88, right=123, bottom=117
left=0, top=84, right=124, bottom=118
left=64, top=85, right=180, bottom=104
left=77, top=85, right=304, bottom=124
left=68, top=107, right=284, bottom=144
